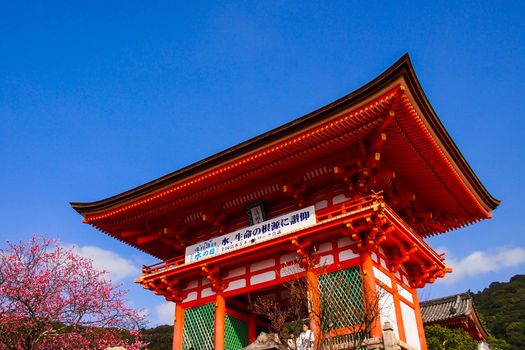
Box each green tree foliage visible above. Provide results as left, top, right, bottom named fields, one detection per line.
left=486, top=336, right=511, bottom=350
left=424, top=325, right=478, bottom=350
left=473, top=275, right=525, bottom=350
left=141, top=325, right=173, bottom=350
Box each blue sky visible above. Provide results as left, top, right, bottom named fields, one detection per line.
left=1, top=1, right=524, bottom=326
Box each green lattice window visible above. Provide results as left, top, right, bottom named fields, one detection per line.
left=225, top=315, right=248, bottom=349
left=183, top=303, right=215, bottom=350
left=318, top=267, right=364, bottom=330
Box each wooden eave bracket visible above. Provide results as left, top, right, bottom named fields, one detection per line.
left=159, top=226, right=186, bottom=249
left=388, top=244, right=418, bottom=271
left=201, top=265, right=226, bottom=292
left=334, top=156, right=382, bottom=196
left=408, top=262, right=450, bottom=288
left=344, top=209, right=388, bottom=253
left=283, top=181, right=308, bottom=208
left=290, top=237, right=316, bottom=268
left=140, top=276, right=187, bottom=302
left=367, top=109, right=396, bottom=151
left=202, top=211, right=228, bottom=234
left=382, top=227, right=450, bottom=287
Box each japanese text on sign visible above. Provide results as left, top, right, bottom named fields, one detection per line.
left=184, top=206, right=316, bottom=264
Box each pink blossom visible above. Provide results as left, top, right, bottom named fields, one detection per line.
left=0, top=235, right=147, bottom=350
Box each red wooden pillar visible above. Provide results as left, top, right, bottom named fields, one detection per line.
left=248, top=312, right=257, bottom=343
left=306, top=268, right=321, bottom=341
left=215, top=293, right=226, bottom=350
left=360, top=251, right=382, bottom=337
left=412, top=289, right=427, bottom=350
left=172, top=303, right=185, bottom=350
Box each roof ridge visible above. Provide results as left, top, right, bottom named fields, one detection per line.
left=420, top=291, right=472, bottom=306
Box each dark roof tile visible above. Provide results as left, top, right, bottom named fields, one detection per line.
left=420, top=292, right=473, bottom=323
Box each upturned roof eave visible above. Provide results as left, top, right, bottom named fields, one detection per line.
left=421, top=292, right=490, bottom=340
left=70, top=53, right=499, bottom=217
left=398, top=56, right=500, bottom=213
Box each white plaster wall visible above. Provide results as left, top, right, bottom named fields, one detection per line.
left=224, top=279, right=246, bottom=292
left=184, top=291, right=197, bottom=302
left=338, top=249, right=358, bottom=261
left=316, top=254, right=334, bottom=267
left=183, top=280, right=198, bottom=290
left=250, top=271, right=276, bottom=285
left=377, top=286, right=399, bottom=339
left=280, top=252, right=298, bottom=264
left=201, top=287, right=216, bottom=298
left=337, top=237, right=354, bottom=248
left=398, top=285, right=413, bottom=303
left=379, top=257, right=388, bottom=269
left=373, top=266, right=392, bottom=288
left=225, top=266, right=246, bottom=278
left=333, top=193, right=350, bottom=204
left=280, top=263, right=304, bottom=277
left=317, top=242, right=333, bottom=253
left=315, top=200, right=328, bottom=210
left=400, top=301, right=421, bottom=350
left=250, top=258, right=275, bottom=272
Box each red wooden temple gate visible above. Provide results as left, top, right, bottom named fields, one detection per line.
left=72, top=55, right=498, bottom=350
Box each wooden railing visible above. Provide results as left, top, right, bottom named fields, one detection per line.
left=315, top=192, right=383, bottom=222
left=141, top=256, right=184, bottom=275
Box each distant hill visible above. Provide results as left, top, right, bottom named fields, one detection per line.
left=473, top=274, right=525, bottom=350
left=141, top=324, right=173, bottom=350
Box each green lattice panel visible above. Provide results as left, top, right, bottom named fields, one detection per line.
left=183, top=303, right=215, bottom=350
left=318, top=267, right=364, bottom=329
left=225, top=315, right=248, bottom=350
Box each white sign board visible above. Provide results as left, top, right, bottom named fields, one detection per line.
left=185, top=206, right=316, bottom=264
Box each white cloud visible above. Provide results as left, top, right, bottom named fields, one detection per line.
left=72, top=245, right=140, bottom=282
left=442, top=246, right=525, bottom=284
left=154, top=302, right=175, bottom=325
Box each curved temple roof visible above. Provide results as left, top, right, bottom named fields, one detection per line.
left=71, top=54, right=499, bottom=242
left=420, top=292, right=489, bottom=340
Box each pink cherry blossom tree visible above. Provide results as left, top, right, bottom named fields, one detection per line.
left=0, top=235, right=147, bottom=350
